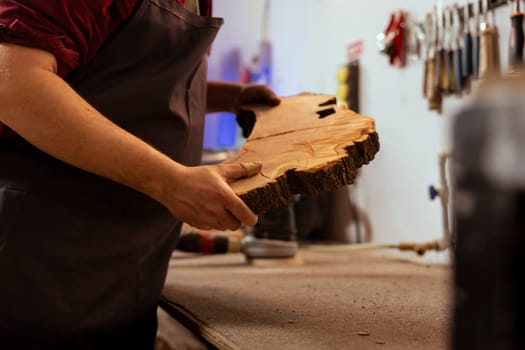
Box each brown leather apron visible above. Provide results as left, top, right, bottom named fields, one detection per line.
left=0, top=0, right=222, bottom=348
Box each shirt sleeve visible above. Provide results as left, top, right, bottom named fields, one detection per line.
left=0, top=0, right=137, bottom=78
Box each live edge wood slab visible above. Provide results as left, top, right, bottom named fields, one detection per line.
left=223, top=94, right=380, bottom=214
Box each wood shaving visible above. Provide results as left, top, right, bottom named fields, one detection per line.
left=355, top=331, right=369, bottom=336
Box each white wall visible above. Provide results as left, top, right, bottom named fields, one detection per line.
left=210, top=0, right=512, bottom=248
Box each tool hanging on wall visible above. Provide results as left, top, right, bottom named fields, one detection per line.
left=438, top=4, right=468, bottom=96
left=377, top=10, right=406, bottom=67
left=423, top=10, right=443, bottom=112
left=443, top=5, right=460, bottom=94
left=472, top=0, right=482, bottom=78
left=508, top=0, right=525, bottom=72
left=423, top=13, right=434, bottom=99
left=462, top=1, right=474, bottom=86
left=435, top=4, right=449, bottom=94
left=382, top=0, right=518, bottom=114
left=452, top=5, right=465, bottom=93
left=379, top=11, right=427, bottom=67
left=479, top=0, right=500, bottom=79
left=407, top=15, right=426, bottom=61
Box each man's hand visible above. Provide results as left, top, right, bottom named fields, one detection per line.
left=207, top=82, right=280, bottom=138
left=234, top=84, right=280, bottom=109
left=160, top=163, right=258, bottom=231
left=235, top=84, right=280, bottom=138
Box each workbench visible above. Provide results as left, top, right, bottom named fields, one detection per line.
left=161, top=250, right=451, bottom=350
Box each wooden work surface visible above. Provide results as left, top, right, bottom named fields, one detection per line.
left=161, top=250, right=452, bottom=350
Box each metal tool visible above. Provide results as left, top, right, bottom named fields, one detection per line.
left=176, top=232, right=298, bottom=258
left=177, top=199, right=299, bottom=259
left=479, top=0, right=497, bottom=79
left=462, top=1, right=474, bottom=83
left=377, top=10, right=406, bottom=67
left=406, top=14, right=425, bottom=62
left=444, top=6, right=455, bottom=94
left=248, top=199, right=298, bottom=258
left=442, top=5, right=463, bottom=94
left=509, top=0, right=525, bottom=72
left=426, top=7, right=443, bottom=112
left=241, top=235, right=298, bottom=259
left=423, top=12, right=437, bottom=98
left=452, top=5, right=465, bottom=93
left=472, top=0, right=481, bottom=78
left=435, top=4, right=449, bottom=94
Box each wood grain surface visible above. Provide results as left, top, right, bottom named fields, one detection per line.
left=224, top=94, right=380, bottom=214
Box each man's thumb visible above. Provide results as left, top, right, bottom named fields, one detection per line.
left=220, top=162, right=262, bottom=182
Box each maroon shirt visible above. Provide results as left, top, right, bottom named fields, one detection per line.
left=0, top=0, right=211, bottom=138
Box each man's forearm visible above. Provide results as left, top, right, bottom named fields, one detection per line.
left=206, top=81, right=244, bottom=113
left=0, top=44, right=182, bottom=204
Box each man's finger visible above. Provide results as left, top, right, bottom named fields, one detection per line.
left=265, top=91, right=281, bottom=106
left=221, top=211, right=242, bottom=231
left=239, top=85, right=280, bottom=107
left=225, top=197, right=258, bottom=227
left=255, top=88, right=280, bottom=106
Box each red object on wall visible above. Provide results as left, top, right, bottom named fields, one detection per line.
left=346, top=40, right=364, bottom=61
left=383, top=10, right=406, bottom=67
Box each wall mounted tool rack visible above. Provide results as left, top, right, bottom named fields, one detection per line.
left=462, top=0, right=516, bottom=18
